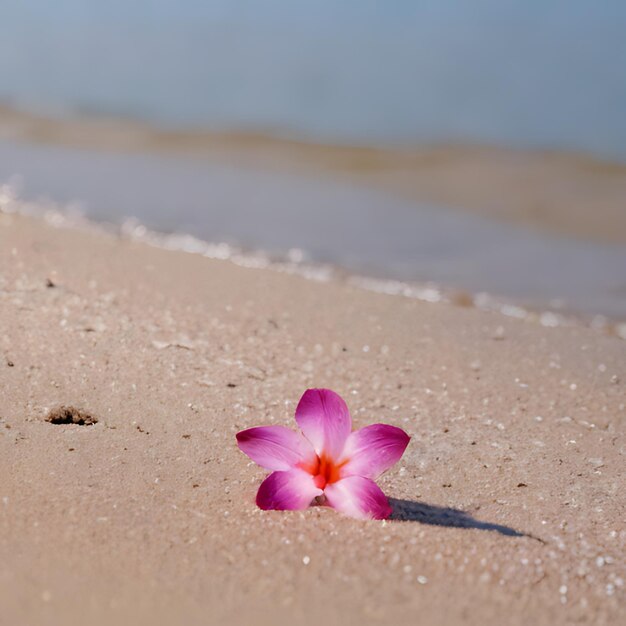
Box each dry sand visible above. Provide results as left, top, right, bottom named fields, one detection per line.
left=2, top=104, right=626, bottom=244
left=0, top=212, right=624, bottom=625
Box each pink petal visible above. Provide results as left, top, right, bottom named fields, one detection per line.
left=341, top=424, right=410, bottom=479
left=236, top=426, right=316, bottom=471
left=256, top=469, right=323, bottom=511
left=295, top=388, right=352, bottom=460
left=324, top=475, right=392, bottom=520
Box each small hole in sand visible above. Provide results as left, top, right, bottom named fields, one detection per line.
left=45, top=406, right=98, bottom=426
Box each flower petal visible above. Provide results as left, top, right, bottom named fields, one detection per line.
left=341, top=424, right=410, bottom=479
left=295, top=388, right=352, bottom=460
left=324, top=475, right=392, bottom=520
left=256, top=469, right=323, bottom=511
left=236, top=426, right=316, bottom=471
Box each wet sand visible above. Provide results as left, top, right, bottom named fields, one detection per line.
left=0, top=211, right=624, bottom=625
left=2, top=104, right=626, bottom=244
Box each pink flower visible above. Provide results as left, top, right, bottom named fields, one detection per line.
left=236, top=388, right=410, bottom=520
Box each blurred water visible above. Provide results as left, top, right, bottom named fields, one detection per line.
left=1, top=1, right=625, bottom=160
left=2, top=140, right=626, bottom=320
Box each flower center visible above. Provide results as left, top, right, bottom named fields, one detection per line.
left=305, top=454, right=347, bottom=490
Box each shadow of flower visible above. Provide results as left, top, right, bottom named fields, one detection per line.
left=389, top=498, right=543, bottom=541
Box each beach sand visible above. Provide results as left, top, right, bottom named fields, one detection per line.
left=0, top=211, right=624, bottom=625
left=2, top=104, right=626, bottom=244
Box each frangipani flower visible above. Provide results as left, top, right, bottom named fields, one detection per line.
left=236, top=388, right=410, bottom=520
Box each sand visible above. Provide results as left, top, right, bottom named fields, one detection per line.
left=2, top=104, right=626, bottom=244
left=0, top=211, right=624, bottom=625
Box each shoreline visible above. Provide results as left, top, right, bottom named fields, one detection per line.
left=3, top=195, right=625, bottom=337
left=1, top=211, right=624, bottom=625
left=2, top=104, right=626, bottom=245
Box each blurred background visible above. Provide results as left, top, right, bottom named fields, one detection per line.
left=1, top=1, right=625, bottom=321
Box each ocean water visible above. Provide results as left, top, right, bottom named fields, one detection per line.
left=3, top=140, right=626, bottom=321
left=2, top=2, right=626, bottom=321
left=1, top=1, right=626, bottom=160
